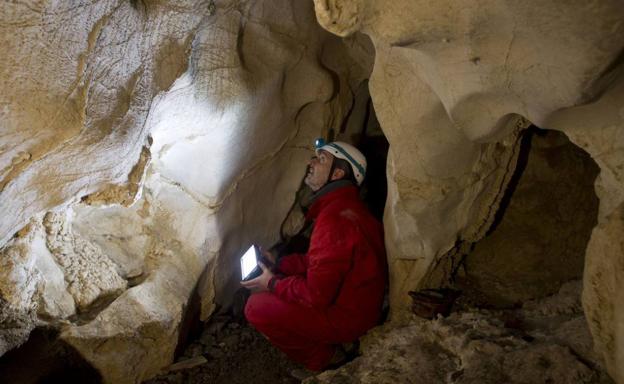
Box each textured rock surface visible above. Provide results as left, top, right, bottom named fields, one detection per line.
left=308, top=281, right=611, bottom=384
left=545, top=76, right=624, bottom=382
left=1, top=0, right=372, bottom=382
left=43, top=212, right=127, bottom=311
left=0, top=0, right=208, bottom=247
left=0, top=217, right=76, bottom=356
left=313, top=1, right=624, bottom=380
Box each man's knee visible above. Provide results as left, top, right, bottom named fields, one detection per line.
left=244, top=293, right=259, bottom=325
left=244, top=292, right=274, bottom=326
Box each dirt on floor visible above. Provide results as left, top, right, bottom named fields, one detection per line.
left=144, top=310, right=302, bottom=384
left=147, top=280, right=613, bottom=384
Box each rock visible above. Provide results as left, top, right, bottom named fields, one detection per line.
left=43, top=212, right=126, bottom=311
left=198, top=331, right=216, bottom=348
left=205, top=318, right=228, bottom=338
left=166, top=372, right=184, bottom=384
left=310, top=297, right=608, bottom=384
left=0, top=0, right=372, bottom=382
left=227, top=322, right=240, bottom=330
left=185, top=343, right=204, bottom=358
left=61, top=247, right=203, bottom=384
left=221, top=334, right=240, bottom=351
left=0, top=218, right=75, bottom=355
left=165, top=356, right=208, bottom=373
left=207, top=347, right=225, bottom=359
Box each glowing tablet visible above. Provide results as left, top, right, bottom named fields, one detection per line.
left=240, top=245, right=258, bottom=280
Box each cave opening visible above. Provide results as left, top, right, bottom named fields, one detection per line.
left=0, top=327, right=101, bottom=384
left=402, top=125, right=611, bottom=382
left=454, top=126, right=600, bottom=309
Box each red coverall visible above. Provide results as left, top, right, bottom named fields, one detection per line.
left=245, top=185, right=387, bottom=370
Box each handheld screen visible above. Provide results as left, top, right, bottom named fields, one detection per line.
left=240, top=245, right=258, bottom=280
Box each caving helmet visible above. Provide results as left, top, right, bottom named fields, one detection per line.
left=314, top=139, right=367, bottom=186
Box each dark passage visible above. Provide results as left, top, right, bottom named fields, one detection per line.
left=0, top=328, right=101, bottom=383
left=456, top=127, right=600, bottom=308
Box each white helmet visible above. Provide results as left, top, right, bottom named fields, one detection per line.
left=315, top=141, right=367, bottom=185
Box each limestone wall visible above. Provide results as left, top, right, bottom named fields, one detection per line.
left=313, top=0, right=624, bottom=380
left=0, top=1, right=371, bottom=382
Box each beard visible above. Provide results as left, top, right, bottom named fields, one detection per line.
left=304, top=165, right=324, bottom=191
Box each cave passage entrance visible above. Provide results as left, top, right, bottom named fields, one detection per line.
left=456, top=126, right=600, bottom=308
left=327, top=81, right=389, bottom=222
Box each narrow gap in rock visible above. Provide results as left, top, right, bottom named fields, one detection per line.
left=455, top=127, right=600, bottom=309
left=485, top=125, right=536, bottom=236
left=0, top=328, right=101, bottom=383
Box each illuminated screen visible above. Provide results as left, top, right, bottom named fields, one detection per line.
left=240, top=245, right=257, bottom=279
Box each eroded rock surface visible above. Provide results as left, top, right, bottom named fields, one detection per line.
left=1, top=0, right=373, bottom=382
left=309, top=281, right=611, bottom=384
left=0, top=217, right=75, bottom=356
left=43, top=212, right=127, bottom=311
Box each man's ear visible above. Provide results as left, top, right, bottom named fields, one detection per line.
left=331, top=168, right=346, bottom=181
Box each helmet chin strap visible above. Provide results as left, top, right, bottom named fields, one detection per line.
left=322, top=157, right=337, bottom=189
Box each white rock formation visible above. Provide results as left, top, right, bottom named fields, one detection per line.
left=0, top=216, right=75, bottom=355
left=1, top=0, right=371, bottom=382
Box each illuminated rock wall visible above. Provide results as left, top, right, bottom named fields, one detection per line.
left=0, top=1, right=371, bottom=382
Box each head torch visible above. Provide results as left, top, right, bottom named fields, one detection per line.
left=314, top=137, right=326, bottom=149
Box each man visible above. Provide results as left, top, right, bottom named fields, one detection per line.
left=242, top=140, right=387, bottom=373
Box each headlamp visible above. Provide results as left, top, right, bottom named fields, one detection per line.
left=314, top=137, right=326, bottom=149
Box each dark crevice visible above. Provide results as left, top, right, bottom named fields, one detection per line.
left=69, top=291, right=125, bottom=325
left=485, top=125, right=537, bottom=236
left=236, top=18, right=247, bottom=71
left=0, top=328, right=102, bottom=383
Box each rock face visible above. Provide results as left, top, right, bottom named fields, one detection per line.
left=0, top=0, right=372, bottom=383
left=312, top=0, right=624, bottom=380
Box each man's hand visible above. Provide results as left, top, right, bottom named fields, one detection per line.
left=240, top=262, right=274, bottom=292
left=259, top=247, right=276, bottom=266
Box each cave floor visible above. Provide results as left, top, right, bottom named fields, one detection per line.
left=147, top=280, right=612, bottom=384
left=145, top=312, right=301, bottom=384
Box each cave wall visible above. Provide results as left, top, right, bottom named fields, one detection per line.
left=0, top=0, right=372, bottom=382
left=312, top=0, right=624, bottom=380
left=2, top=0, right=624, bottom=382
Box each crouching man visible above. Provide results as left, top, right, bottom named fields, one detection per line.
left=242, top=140, right=387, bottom=373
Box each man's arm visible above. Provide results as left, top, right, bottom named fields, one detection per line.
left=276, top=253, right=307, bottom=276
left=272, top=221, right=352, bottom=309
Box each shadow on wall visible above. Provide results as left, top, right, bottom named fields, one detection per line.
left=0, top=328, right=101, bottom=383
left=330, top=91, right=389, bottom=222
left=430, top=126, right=600, bottom=308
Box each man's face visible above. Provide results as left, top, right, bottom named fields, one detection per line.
left=304, top=150, right=334, bottom=191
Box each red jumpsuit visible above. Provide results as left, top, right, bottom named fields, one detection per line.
left=245, top=185, right=387, bottom=370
